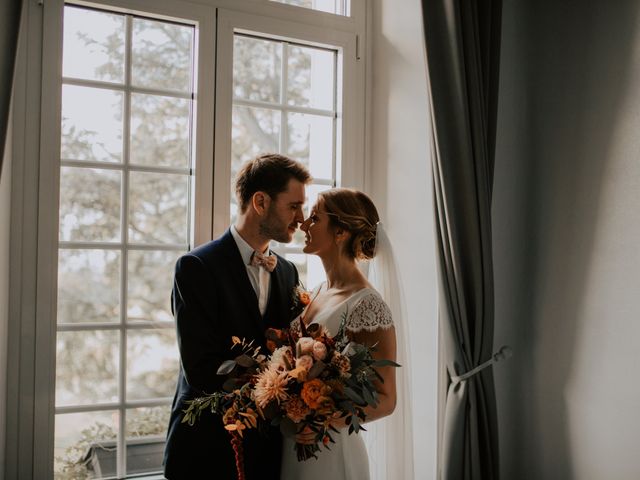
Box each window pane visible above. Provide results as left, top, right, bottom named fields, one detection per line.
left=126, top=329, right=178, bottom=400
left=126, top=406, right=170, bottom=437
left=128, top=250, right=181, bottom=323
left=128, top=172, right=189, bottom=244
left=58, top=249, right=120, bottom=324
left=130, top=93, right=191, bottom=168
left=287, top=45, right=334, bottom=110
left=63, top=7, right=125, bottom=83
left=61, top=85, right=123, bottom=163
left=270, top=0, right=350, bottom=16
left=285, top=253, right=325, bottom=291
left=56, top=330, right=119, bottom=406
left=59, top=167, right=122, bottom=242
left=124, top=406, right=170, bottom=476
left=233, top=36, right=282, bottom=103
left=306, top=183, right=332, bottom=211
left=287, top=113, right=333, bottom=179
left=54, top=410, right=118, bottom=480
left=230, top=105, right=281, bottom=223
left=131, top=18, right=193, bottom=92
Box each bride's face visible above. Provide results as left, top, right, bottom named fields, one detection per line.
left=300, top=200, right=337, bottom=256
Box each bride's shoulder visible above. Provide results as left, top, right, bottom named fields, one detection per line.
left=345, top=288, right=393, bottom=332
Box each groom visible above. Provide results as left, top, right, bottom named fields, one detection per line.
left=163, top=154, right=311, bottom=479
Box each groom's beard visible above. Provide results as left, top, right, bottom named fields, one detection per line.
left=259, top=205, right=293, bottom=243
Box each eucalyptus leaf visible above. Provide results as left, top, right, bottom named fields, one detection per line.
left=362, top=387, right=375, bottom=406
left=235, top=354, right=256, bottom=368
left=344, top=386, right=365, bottom=404
left=217, top=359, right=237, bottom=375
left=222, top=378, right=241, bottom=392
left=307, top=360, right=326, bottom=380
left=371, top=359, right=401, bottom=368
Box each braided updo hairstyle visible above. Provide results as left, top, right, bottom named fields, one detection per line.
left=318, top=188, right=380, bottom=260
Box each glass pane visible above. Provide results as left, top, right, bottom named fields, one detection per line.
left=230, top=105, right=281, bottom=223
left=284, top=253, right=325, bottom=291
left=130, top=93, right=191, bottom=168
left=61, top=85, right=123, bottom=163
left=56, top=330, right=119, bottom=406
left=128, top=172, right=189, bottom=244
left=58, top=249, right=120, bottom=324
left=55, top=410, right=118, bottom=480
left=59, top=167, right=121, bottom=242
left=270, top=0, right=350, bottom=16
left=63, top=6, right=125, bottom=83
left=126, top=405, right=170, bottom=438
left=131, top=18, right=193, bottom=92
left=128, top=250, right=182, bottom=323
left=287, top=113, right=333, bottom=179
left=287, top=45, right=334, bottom=110
left=124, top=406, right=170, bottom=476
left=127, top=329, right=179, bottom=400
left=233, top=36, right=282, bottom=103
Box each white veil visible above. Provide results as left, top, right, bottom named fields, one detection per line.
left=363, top=222, right=414, bottom=480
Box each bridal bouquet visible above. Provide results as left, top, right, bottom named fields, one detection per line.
left=182, top=313, right=399, bottom=478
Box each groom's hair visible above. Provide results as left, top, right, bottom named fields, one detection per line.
left=235, top=153, right=311, bottom=212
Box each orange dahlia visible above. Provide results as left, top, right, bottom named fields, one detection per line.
left=300, top=378, right=333, bottom=410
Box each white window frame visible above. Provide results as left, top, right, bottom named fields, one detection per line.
left=5, top=0, right=366, bottom=478
left=212, top=8, right=364, bottom=237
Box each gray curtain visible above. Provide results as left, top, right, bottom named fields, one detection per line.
left=0, top=0, right=23, bottom=177
left=421, top=0, right=502, bottom=479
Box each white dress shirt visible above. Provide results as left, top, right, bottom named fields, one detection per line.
left=230, top=225, right=272, bottom=316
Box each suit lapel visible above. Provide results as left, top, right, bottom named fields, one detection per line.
left=219, top=230, right=263, bottom=331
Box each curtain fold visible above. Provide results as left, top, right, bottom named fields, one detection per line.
left=0, top=0, right=23, bottom=176
left=421, top=0, right=502, bottom=478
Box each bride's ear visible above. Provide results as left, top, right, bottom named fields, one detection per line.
left=334, top=227, right=350, bottom=245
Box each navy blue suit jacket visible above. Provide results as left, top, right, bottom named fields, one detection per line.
left=163, top=229, right=299, bottom=480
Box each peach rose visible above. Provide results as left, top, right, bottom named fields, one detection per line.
left=296, top=354, right=314, bottom=371
left=296, top=337, right=314, bottom=356
left=312, top=341, right=327, bottom=361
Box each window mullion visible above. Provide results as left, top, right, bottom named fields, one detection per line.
left=279, top=42, right=288, bottom=153
left=118, top=13, right=134, bottom=479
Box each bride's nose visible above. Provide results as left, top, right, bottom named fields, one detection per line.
left=300, top=218, right=311, bottom=232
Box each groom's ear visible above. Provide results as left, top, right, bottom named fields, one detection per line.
left=252, top=191, right=270, bottom=215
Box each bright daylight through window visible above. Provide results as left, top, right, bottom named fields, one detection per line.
left=55, top=6, right=194, bottom=478
left=230, top=34, right=338, bottom=289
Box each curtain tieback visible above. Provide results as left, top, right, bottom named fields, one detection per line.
left=451, top=345, right=512, bottom=384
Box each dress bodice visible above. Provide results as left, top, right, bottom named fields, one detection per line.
left=291, top=283, right=394, bottom=339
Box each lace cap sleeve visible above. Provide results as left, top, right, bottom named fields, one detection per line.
left=345, top=291, right=394, bottom=333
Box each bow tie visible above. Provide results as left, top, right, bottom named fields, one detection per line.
left=250, top=251, right=277, bottom=272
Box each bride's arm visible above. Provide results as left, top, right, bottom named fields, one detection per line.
left=351, top=325, right=397, bottom=422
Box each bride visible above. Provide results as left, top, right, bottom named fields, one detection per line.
left=281, top=188, right=410, bottom=480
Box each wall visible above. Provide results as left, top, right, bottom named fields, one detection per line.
left=368, top=1, right=437, bottom=478
left=494, top=0, right=640, bottom=478
left=0, top=113, right=11, bottom=480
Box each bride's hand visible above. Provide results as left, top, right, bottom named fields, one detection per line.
left=295, top=425, right=317, bottom=445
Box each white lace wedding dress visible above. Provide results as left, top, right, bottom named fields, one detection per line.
left=280, top=284, right=394, bottom=480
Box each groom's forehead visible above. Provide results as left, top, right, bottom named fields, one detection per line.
left=280, top=179, right=306, bottom=201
